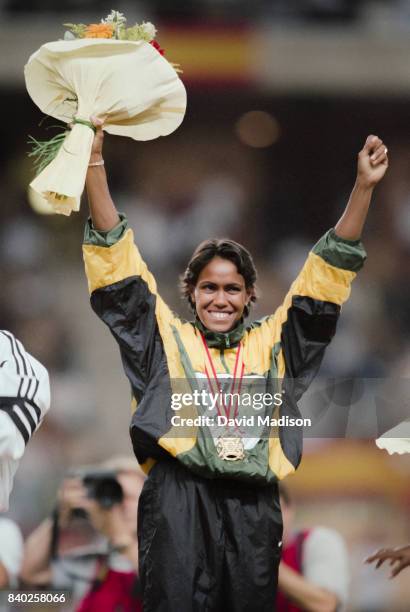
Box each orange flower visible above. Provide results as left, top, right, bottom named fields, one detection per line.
left=84, top=23, right=114, bottom=39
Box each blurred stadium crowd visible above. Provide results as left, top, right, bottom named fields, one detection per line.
left=0, top=1, right=409, bottom=610
left=0, top=0, right=410, bottom=24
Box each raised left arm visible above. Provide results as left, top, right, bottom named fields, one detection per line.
left=335, top=134, right=388, bottom=240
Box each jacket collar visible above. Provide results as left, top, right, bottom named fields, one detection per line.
left=194, top=318, right=245, bottom=349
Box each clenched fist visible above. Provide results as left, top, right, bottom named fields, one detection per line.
left=357, top=134, right=388, bottom=189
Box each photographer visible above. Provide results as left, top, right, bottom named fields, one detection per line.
left=21, top=456, right=144, bottom=611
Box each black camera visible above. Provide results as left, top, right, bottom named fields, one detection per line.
left=82, top=470, right=124, bottom=509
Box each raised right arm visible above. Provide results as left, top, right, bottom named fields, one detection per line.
left=86, top=117, right=119, bottom=231
left=83, top=118, right=181, bottom=405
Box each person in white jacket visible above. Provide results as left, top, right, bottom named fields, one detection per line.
left=0, top=329, right=50, bottom=512
left=0, top=517, right=24, bottom=587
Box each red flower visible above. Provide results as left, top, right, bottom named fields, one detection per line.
left=150, top=40, right=165, bottom=56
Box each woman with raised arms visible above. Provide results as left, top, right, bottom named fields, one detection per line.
left=82, top=120, right=388, bottom=612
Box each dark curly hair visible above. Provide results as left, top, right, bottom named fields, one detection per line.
left=180, top=238, right=257, bottom=318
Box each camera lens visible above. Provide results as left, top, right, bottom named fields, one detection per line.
left=83, top=472, right=124, bottom=509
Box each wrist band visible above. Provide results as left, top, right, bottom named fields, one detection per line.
left=88, top=159, right=104, bottom=167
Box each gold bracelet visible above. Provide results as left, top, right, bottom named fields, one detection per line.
left=88, top=159, right=104, bottom=167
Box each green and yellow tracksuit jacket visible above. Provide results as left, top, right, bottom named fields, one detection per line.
left=83, top=215, right=366, bottom=484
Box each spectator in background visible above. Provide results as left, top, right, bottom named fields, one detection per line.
left=21, top=456, right=144, bottom=612
left=0, top=329, right=50, bottom=511
left=277, top=486, right=350, bottom=612
left=0, top=517, right=23, bottom=588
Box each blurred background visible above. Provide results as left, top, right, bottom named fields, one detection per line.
left=0, top=1, right=409, bottom=610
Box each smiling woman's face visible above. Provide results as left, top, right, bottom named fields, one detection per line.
left=191, top=256, right=251, bottom=333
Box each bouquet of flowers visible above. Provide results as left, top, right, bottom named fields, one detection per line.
left=25, top=11, right=187, bottom=215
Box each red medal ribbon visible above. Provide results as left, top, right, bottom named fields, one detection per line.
left=200, top=333, right=244, bottom=419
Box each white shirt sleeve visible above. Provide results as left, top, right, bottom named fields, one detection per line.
left=302, top=527, right=350, bottom=609
left=0, top=330, right=50, bottom=511
left=0, top=518, right=24, bottom=587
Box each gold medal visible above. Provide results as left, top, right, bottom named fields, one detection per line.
left=216, top=436, right=245, bottom=461
left=200, top=335, right=246, bottom=462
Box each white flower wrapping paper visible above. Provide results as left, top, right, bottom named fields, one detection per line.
left=25, top=38, right=187, bottom=215
left=375, top=421, right=410, bottom=455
